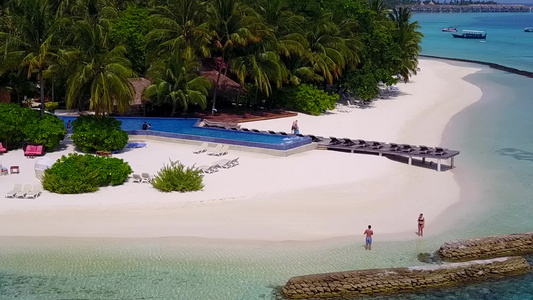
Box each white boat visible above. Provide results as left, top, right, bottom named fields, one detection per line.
left=452, top=30, right=487, bottom=40
left=525, top=28, right=533, bottom=33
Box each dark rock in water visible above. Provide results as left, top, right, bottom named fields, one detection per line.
left=417, top=253, right=433, bottom=263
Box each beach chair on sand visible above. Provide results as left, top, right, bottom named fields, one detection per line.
left=15, top=184, right=32, bottom=199
left=207, top=144, right=223, bottom=156
left=197, top=165, right=218, bottom=174
left=26, top=185, right=42, bottom=199
left=141, top=173, right=152, bottom=183
left=217, top=144, right=229, bottom=156
left=329, top=137, right=342, bottom=145
left=193, top=142, right=208, bottom=154
left=5, top=184, right=22, bottom=198
left=132, top=174, right=142, bottom=183
left=212, top=159, right=231, bottom=169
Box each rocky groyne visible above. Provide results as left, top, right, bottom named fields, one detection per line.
left=438, top=232, right=533, bottom=262
left=281, top=257, right=530, bottom=299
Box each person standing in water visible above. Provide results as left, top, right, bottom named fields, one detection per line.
left=364, top=225, right=373, bottom=250
left=291, top=120, right=299, bottom=134
left=417, top=213, right=425, bottom=237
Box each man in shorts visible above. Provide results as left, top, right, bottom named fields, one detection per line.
left=364, top=225, right=373, bottom=250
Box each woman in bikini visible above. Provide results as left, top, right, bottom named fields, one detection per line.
left=417, top=213, right=425, bottom=237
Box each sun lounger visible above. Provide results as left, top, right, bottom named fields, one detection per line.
left=5, top=184, right=22, bottom=198
left=387, top=143, right=399, bottom=151
left=193, top=142, right=209, bottom=154
left=329, top=137, right=342, bottom=145
left=215, top=144, right=229, bottom=156
left=242, top=128, right=250, bottom=131
left=252, top=129, right=260, bottom=132
left=198, top=165, right=218, bottom=174
left=342, top=138, right=355, bottom=146
left=207, top=144, right=223, bottom=156
left=141, top=173, right=152, bottom=183
left=132, top=174, right=142, bottom=183
left=15, top=184, right=32, bottom=198
left=268, top=130, right=277, bottom=134
left=213, top=157, right=239, bottom=169
left=26, top=185, right=42, bottom=199
left=279, top=132, right=288, bottom=135
left=0, top=142, right=6, bottom=154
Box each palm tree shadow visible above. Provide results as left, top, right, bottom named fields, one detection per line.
left=496, top=148, right=533, bottom=163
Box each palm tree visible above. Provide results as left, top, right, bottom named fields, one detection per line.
left=65, top=19, right=135, bottom=115
left=232, top=49, right=287, bottom=103
left=147, top=0, right=212, bottom=61
left=143, top=50, right=211, bottom=116
left=0, top=0, right=62, bottom=115
left=305, top=13, right=361, bottom=84
left=208, top=0, right=267, bottom=113
left=388, top=7, right=423, bottom=82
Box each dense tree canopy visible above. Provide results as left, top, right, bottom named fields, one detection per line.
left=0, top=0, right=422, bottom=115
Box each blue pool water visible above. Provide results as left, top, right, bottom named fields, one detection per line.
left=60, top=116, right=310, bottom=150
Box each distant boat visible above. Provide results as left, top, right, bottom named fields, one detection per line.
left=525, top=28, right=533, bottom=32
left=441, top=27, right=457, bottom=32
left=452, top=30, right=487, bottom=39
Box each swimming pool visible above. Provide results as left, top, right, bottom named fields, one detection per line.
left=60, top=117, right=311, bottom=151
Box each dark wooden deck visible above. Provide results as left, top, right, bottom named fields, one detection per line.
left=319, top=138, right=459, bottom=171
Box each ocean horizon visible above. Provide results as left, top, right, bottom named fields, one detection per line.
left=1, top=13, right=533, bottom=300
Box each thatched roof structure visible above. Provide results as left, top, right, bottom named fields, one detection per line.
left=128, top=78, right=151, bottom=106
left=200, top=71, right=244, bottom=93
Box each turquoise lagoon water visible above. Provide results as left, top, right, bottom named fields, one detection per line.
left=413, top=13, right=533, bottom=72
left=2, top=13, right=533, bottom=300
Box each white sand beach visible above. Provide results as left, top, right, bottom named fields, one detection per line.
left=0, top=59, right=482, bottom=242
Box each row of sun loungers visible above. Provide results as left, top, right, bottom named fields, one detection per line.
left=5, top=184, right=42, bottom=199
left=326, top=137, right=449, bottom=156
left=197, top=157, right=240, bottom=174
left=193, top=143, right=229, bottom=156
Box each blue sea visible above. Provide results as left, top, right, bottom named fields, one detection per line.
left=1, top=13, right=533, bottom=300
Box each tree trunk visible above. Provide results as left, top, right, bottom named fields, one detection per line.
left=170, top=103, right=177, bottom=117
left=211, top=52, right=225, bottom=114
left=39, top=69, right=45, bottom=115
left=254, top=85, right=259, bottom=104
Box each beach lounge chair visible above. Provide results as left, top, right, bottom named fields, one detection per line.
left=15, top=184, right=32, bottom=198
left=400, top=144, right=414, bottom=152
left=241, top=128, right=250, bottom=132
left=342, top=138, right=355, bottom=146
left=141, top=173, right=152, bottom=183
left=26, top=185, right=42, bottom=199
left=279, top=132, right=288, bottom=135
left=434, top=147, right=447, bottom=156
left=132, top=174, right=142, bottom=183
left=329, top=137, right=342, bottom=145
left=228, top=157, right=240, bottom=167
left=417, top=145, right=430, bottom=154
left=193, top=142, right=209, bottom=154
left=197, top=165, right=218, bottom=174
left=387, top=143, right=400, bottom=151
left=214, top=144, right=229, bottom=156
left=252, top=129, right=260, bottom=133
left=307, top=135, right=322, bottom=142
left=0, top=142, right=6, bottom=154
left=356, top=139, right=368, bottom=147
left=5, top=184, right=22, bottom=198
left=370, top=141, right=384, bottom=149
left=207, top=144, right=223, bottom=156
left=212, top=159, right=231, bottom=169
left=268, top=130, right=277, bottom=134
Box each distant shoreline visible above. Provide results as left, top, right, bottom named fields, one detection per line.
left=420, top=54, right=533, bottom=78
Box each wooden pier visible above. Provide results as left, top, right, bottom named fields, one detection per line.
left=319, top=137, right=459, bottom=172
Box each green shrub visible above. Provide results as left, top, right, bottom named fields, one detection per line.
left=45, top=102, right=58, bottom=112
left=42, top=153, right=133, bottom=194
left=151, top=160, right=204, bottom=192
left=281, top=84, right=338, bottom=116
left=0, top=103, right=66, bottom=150
left=71, top=116, right=129, bottom=152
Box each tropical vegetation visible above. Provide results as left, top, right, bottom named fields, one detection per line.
left=42, top=153, right=133, bottom=194
left=0, top=0, right=422, bottom=116
left=0, top=103, right=66, bottom=150
left=151, top=159, right=204, bottom=192
left=71, top=115, right=129, bottom=152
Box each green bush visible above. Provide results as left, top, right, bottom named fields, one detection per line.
left=0, top=103, right=66, bottom=150
left=151, top=160, right=204, bottom=192
left=281, top=84, right=338, bottom=116
left=45, top=102, right=58, bottom=112
left=42, top=153, right=133, bottom=194
left=71, top=116, right=129, bottom=152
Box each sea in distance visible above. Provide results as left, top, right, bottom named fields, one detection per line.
left=1, top=13, right=533, bottom=300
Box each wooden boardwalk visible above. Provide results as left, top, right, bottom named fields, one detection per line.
left=318, top=137, right=459, bottom=172
left=202, top=122, right=459, bottom=171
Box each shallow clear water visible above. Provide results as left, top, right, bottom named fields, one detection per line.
left=60, top=116, right=307, bottom=146
left=413, top=13, right=533, bottom=72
